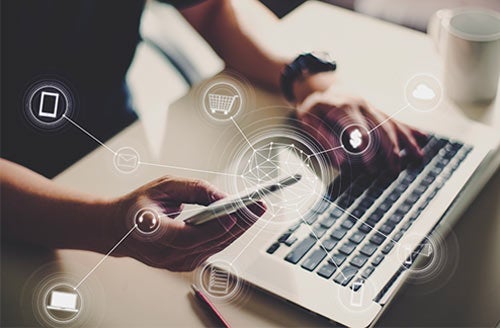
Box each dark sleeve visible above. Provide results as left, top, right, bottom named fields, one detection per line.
left=158, top=0, right=208, bottom=9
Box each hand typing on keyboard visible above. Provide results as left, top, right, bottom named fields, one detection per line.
left=296, top=85, right=428, bottom=173
left=271, top=132, right=470, bottom=290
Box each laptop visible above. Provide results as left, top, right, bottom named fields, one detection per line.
left=46, top=290, right=79, bottom=313
left=209, top=115, right=499, bottom=327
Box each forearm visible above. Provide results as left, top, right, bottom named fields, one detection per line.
left=182, top=0, right=337, bottom=102
left=0, top=158, right=113, bottom=253
left=182, top=0, right=290, bottom=91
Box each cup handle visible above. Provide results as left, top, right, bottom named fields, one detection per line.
left=428, top=9, right=451, bottom=53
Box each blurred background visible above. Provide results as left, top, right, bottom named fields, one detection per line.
left=129, top=0, right=500, bottom=156
left=262, top=0, right=500, bottom=31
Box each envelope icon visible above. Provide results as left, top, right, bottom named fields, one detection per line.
left=117, top=153, right=138, bottom=168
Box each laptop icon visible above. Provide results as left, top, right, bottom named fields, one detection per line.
left=46, top=290, right=79, bottom=313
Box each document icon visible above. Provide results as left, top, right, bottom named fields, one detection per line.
left=47, top=290, right=79, bottom=313
left=208, top=266, right=230, bottom=295
left=38, top=91, right=60, bottom=119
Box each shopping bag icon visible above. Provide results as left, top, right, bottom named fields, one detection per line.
left=117, top=153, right=138, bottom=168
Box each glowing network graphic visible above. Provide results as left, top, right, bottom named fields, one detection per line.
left=21, top=73, right=449, bottom=325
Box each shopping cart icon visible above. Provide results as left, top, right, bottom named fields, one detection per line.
left=208, top=93, right=239, bottom=115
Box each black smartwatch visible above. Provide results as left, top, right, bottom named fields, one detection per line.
left=280, top=52, right=337, bottom=102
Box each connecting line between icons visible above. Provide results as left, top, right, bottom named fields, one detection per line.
left=65, top=105, right=410, bottom=284
left=368, top=104, right=409, bottom=134
left=63, top=115, right=246, bottom=179
left=230, top=116, right=255, bottom=151
left=73, top=224, right=138, bottom=290
left=62, top=115, right=117, bottom=155
left=308, top=145, right=344, bottom=159
left=139, top=161, right=244, bottom=179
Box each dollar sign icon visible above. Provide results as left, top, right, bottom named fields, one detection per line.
left=349, top=128, right=362, bottom=149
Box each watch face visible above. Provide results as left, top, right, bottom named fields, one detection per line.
left=311, top=51, right=333, bottom=64
left=306, top=52, right=336, bottom=73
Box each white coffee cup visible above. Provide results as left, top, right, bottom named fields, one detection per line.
left=428, top=8, right=500, bottom=105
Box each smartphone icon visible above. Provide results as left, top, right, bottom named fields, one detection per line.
left=350, top=281, right=364, bottom=307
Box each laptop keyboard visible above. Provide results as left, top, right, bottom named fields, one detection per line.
left=266, top=135, right=472, bottom=290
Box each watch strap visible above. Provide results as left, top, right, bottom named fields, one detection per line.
left=280, top=53, right=336, bottom=102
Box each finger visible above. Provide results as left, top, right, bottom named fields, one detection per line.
left=161, top=201, right=266, bottom=250
left=161, top=204, right=184, bottom=219
left=160, top=215, right=237, bottom=249
left=412, top=128, right=429, bottom=147
left=296, top=94, right=331, bottom=118
left=159, top=224, right=245, bottom=271
left=169, top=203, right=266, bottom=270
left=360, top=108, right=400, bottom=173
left=158, top=202, right=266, bottom=269
left=395, top=123, right=424, bottom=160
left=199, top=201, right=266, bottom=248
left=156, top=177, right=226, bottom=206
left=397, top=121, right=429, bottom=147
left=378, top=122, right=403, bottom=173
left=315, top=122, right=346, bottom=168
left=350, top=109, right=377, bottom=174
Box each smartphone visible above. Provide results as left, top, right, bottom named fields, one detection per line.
left=184, top=174, right=302, bottom=225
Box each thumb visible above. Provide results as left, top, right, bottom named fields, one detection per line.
left=158, top=177, right=226, bottom=206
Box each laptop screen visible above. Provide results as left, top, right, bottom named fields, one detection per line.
left=50, top=291, right=77, bottom=309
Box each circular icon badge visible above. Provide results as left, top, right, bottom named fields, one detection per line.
left=198, top=260, right=241, bottom=301
left=336, top=277, right=377, bottom=315
left=42, top=283, right=83, bottom=324
left=340, top=124, right=371, bottom=155
left=24, top=80, right=74, bottom=130
left=113, top=147, right=140, bottom=174
left=396, top=233, right=437, bottom=273
left=405, top=74, right=443, bottom=112
left=231, top=126, right=329, bottom=226
left=202, top=82, right=243, bottom=121
left=134, top=208, right=160, bottom=234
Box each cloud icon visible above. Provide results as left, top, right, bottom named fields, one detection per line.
left=412, top=83, right=436, bottom=100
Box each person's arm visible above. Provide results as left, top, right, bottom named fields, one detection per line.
left=181, top=0, right=294, bottom=92
left=1, top=158, right=113, bottom=252
left=181, top=0, right=426, bottom=173
left=181, top=0, right=337, bottom=100
left=0, top=158, right=265, bottom=271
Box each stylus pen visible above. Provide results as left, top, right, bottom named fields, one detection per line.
left=191, top=284, right=231, bottom=328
